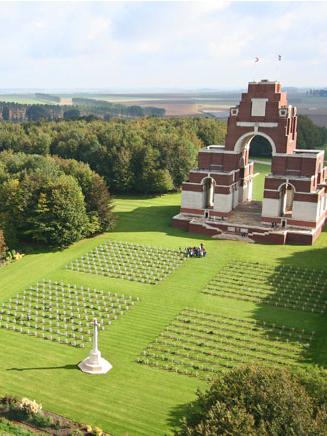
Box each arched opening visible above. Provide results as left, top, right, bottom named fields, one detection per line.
left=249, top=136, right=273, bottom=158
left=203, top=177, right=214, bottom=209
left=234, top=131, right=276, bottom=155
left=238, top=135, right=273, bottom=202
left=279, top=183, right=295, bottom=217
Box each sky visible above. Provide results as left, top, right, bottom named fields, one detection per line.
left=0, top=1, right=326, bottom=91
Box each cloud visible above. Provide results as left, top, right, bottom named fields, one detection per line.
left=0, top=1, right=326, bottom=89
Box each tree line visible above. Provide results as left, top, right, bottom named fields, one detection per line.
left=0, top=118, right=227, bottom=194
left=0, top=151, right=114, bottom=248
left=0, top=99, right=165, bottom=123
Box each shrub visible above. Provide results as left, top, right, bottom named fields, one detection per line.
left=0, top=394, right=19, bottom=408
left=29, top=412, right=53, bottom=428
left=16, top=398, right=42, bottom=419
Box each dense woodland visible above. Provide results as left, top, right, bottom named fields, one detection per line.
left=0, top=115, right=325, bottom=249
left=0, top=118, right=227, bottom=194
left=0, top=152, right=114, bottom=247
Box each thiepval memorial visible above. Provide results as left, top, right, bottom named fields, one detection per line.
left=173, top=80, right=327, bottom=244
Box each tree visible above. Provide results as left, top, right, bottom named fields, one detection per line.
left=178, top=365, right=327, bottom=436
left=149, top=169, right=174, bottom=193
left=63, top=108, right=81, bottom=120
left=0, top=151, right=114, bottom=247
left=26, top=105, right=50, bottom=122
left=53, top=156, right=115, bottom=232
left=2, top=107, right=10, bottom=121
left=22, top=174, right=88, bottom=246
left=0, top=229, right=7, bottom=261
left=297, top=115, right=327, bottom=150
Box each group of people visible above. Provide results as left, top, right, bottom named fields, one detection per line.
left=183, top=243, right=207, bottom=258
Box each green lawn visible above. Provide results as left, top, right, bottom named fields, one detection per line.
left=0, top=193, right=326, bottom=435
left=252, top=161, right=271, bottom=201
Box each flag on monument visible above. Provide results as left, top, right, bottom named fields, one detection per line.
left=254, top=57, right=260, bottom=63
left=278, top=55, right=282, bottom=61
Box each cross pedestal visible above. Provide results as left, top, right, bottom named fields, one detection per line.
left=78, top=319, right=112, bottom=375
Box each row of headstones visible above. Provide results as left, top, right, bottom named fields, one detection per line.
left=68, top=262, right=169, bottom=277
left=173, top=319, right=312, bottom=348
left=141, top=344, right=283, bottom=373
left=211, top=273, right=326, bottom=290
left=164, top=324, right=306, bottom=354
left=176, top=315, right=314, bottom=343
left=223, top=270, right=327, bottom=287
left=203, top=289, right=326, bottom=314
left=170, top=321, right=312, bottom=349
left=69, top=256, right=176, bottom=272
left=149, top=338, right=292, bottom=367
left=99, top=240, right=183, bottom=255
left=83, top=252, right=183, bottom=266
left=87, top=246, right=184, bottom=262
left=0, top=321, right=95, bottom=344
left=67, top=264, right=161, bottom=282
left=203, top=288, right=326, bottom=312
left=182, top=309, right=315, bottom=338
left=229, top=262, right=327, bottom=278
left=73, top=257, right=175, bottom=271
left=214, top=273, right=326, bottom=288
left=159, top=330, right=301, bottom=362
left=206, top=282, right=326, bottom=302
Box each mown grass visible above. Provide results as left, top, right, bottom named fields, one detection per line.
left=0, top=192, right=326, bottom=435
left=252, top=161, right=271, bottom=201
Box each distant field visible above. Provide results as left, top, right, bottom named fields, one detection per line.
left=81, top=93, right=327, bottom=122
left=0, top=92, right=326, bottom=124
left=0, top=95, right=46, bottom=104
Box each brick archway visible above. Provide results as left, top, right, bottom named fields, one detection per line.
left=234, top=131, right=276, bottom=155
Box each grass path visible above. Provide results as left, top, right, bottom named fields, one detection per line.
left=0, top=193, right=326, bottom=435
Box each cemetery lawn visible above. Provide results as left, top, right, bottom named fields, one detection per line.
left=0, top=192, right=326, bottom=435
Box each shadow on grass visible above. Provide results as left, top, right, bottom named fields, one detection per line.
left=19, top=242, right=64, bottom=256
left=6, top=364, right=78, bottom=371
left=167, top=400, right=198, bottom=434
left=254, top=245, right=327, bottom=368
left=114, top=205, right=210, bottom=240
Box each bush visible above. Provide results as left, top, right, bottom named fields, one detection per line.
left=16, top=397, right=42, bottom=419
left=29, top=412, right=53, bottom=428
left=178, top=365, right=327, bottom=436
left=0, top=394, right=19, bottom=408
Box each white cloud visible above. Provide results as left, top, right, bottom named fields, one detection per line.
left=0, top=1, right=326, bottom=89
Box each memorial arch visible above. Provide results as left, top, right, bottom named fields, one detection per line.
left=174, top=80, right=327, bottom=245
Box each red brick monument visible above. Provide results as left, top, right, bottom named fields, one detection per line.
left=172, top=80, right=327, bottom=244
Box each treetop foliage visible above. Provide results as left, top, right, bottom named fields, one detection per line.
left=297, top=115, right=327, bottom=151
left=0, top=118, right=227, bottom=194
left=178, top=365, right=327, bottom=436
left=0, top=151, right=115, bottom=247
left=0, top=115, right=323, bottom=195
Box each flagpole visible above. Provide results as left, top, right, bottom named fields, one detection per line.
left=253, top=57, right=260, bottom=82
left=277, top=55, right=282, bottom=83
